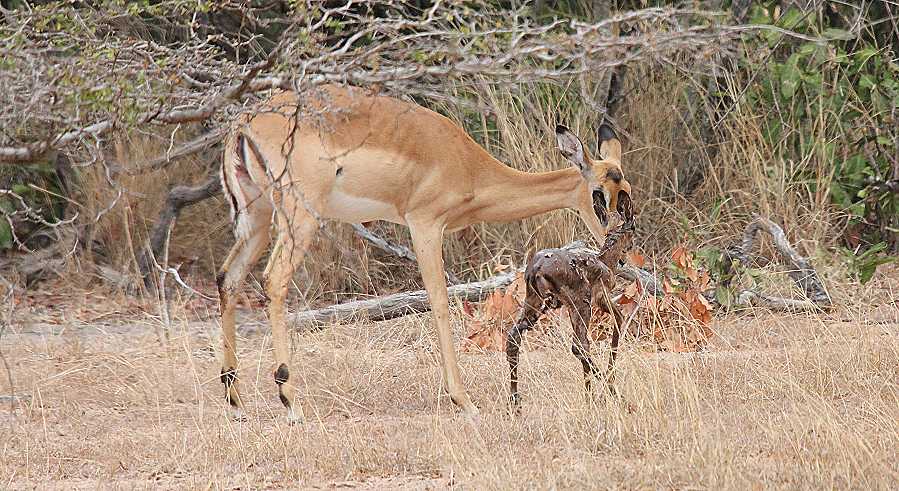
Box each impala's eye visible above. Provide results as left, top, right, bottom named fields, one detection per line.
left=591, top=189, right=608, bottom=226
left=606, top=168, right=623, bottom=183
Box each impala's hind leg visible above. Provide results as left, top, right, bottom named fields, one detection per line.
left=218, top=213, right=272, bottom=421
left=265, top=212, right=317, bottom=424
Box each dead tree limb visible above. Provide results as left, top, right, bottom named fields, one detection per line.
left=123, top=128, right=227, bottom=176
left=735, top=290, right=826, bottom=313
left=137, top=176, right=222, bottom=290
left=724, top=215, right=832, bottom=310
left=291, top=268, right=522, bottom=330
left=618, top=263, right=662, bottom=296
left=351, top=223, right=416, bottom=261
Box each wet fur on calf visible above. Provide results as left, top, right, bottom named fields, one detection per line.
left=507, top=217, right=634, bottom=408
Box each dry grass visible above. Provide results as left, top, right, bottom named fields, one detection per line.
left=2, top=267, right=897, bottom=490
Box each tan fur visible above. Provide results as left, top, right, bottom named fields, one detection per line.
left=217, top=85, right=632, bottom=421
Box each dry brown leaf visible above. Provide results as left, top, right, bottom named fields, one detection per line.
left=619, top=280, right=641, bottom=304
left=685, top=267, right=700, bottom=282
left=627, top=250, right=646, bottom=268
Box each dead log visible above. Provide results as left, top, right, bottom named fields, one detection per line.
left=735, top=290, right=826, bottom=313
left=618, top=263, right=662, bottom=296
left=291, top=268, right=522, bottom=330
left=724, top=216, right=832, bottom=311
left=726, top=216, right=831, bottom=305
left=137, top=176, right=222, bottom=290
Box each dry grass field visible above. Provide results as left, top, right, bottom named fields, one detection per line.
left=2, top=268, right=898, bottom=490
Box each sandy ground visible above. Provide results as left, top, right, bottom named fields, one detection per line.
left=1, top=289, right=898, bottom=489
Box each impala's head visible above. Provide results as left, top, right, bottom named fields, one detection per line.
left=555, top=124, right=634, bottom=236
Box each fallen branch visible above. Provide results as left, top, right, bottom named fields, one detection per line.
left=735, top=290, right=827, bottom=313
left=137, top=175, right=222, bottom=290
left=291, top=268, right=522, bottom=330
left=724, top=215, right=831, bottom=306
left=619, top=263, right=663, bottom=296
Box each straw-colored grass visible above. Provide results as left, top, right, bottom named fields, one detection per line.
left=2, top=265, right=897, bottom=489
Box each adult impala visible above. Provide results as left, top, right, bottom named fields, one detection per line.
left=217, top=85, right=632, bottom=422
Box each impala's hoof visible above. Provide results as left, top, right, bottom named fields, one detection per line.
left=508, top=394, right=522, bottom=415
left=230, top=407, right=247, bottom=422
left=462, top=408, right=482, bottom=426
left=285, top=408, right=304, bottom=426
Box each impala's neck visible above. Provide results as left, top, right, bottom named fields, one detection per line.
left=473, top=162, right=585, bottom=224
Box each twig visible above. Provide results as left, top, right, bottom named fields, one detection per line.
left=735, top=290, right=827, bottom=313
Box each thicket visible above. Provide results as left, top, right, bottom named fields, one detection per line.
left=0, top=1, right=896, bottom=303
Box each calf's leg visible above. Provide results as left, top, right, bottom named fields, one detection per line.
left=507, top=291, right=546, bottom=411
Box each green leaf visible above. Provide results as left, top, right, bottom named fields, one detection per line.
left=777, top=9, right=805, bottom=30
left=829, top=181, right=852, bottom=207
left=714, top=286, right=735, bottom=308
left=853, top=47, right=878, bottom=63
left=859, top=74, right=877, bottom=90
left=0, top=220, right=11, bottom=250
left=822, top=28, right=854, bottom=41
left=848, top=201, right=866, bottom=217
left=858, top=257, right=894, bottom=284
left=781, top=62, right=802, bottom=100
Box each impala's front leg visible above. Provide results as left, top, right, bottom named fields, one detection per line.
left=409, top=221, right=478, bottom=417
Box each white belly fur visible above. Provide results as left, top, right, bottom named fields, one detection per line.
left=323, top=188, right=404, bottom=224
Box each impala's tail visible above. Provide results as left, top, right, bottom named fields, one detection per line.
left=221, top=131, right=273, bottom=240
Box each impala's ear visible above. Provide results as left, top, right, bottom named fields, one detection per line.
left=598, top=124, right=622, bottom=163
left=555, top=124, right=589, bottom=173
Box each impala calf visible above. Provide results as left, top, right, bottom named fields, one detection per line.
left=217, top=85, right=631, bottom=422
left=507, top=214, right=634, bottom=410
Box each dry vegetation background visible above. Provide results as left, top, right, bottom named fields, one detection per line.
left=1, top=0, right=898, bottom=489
